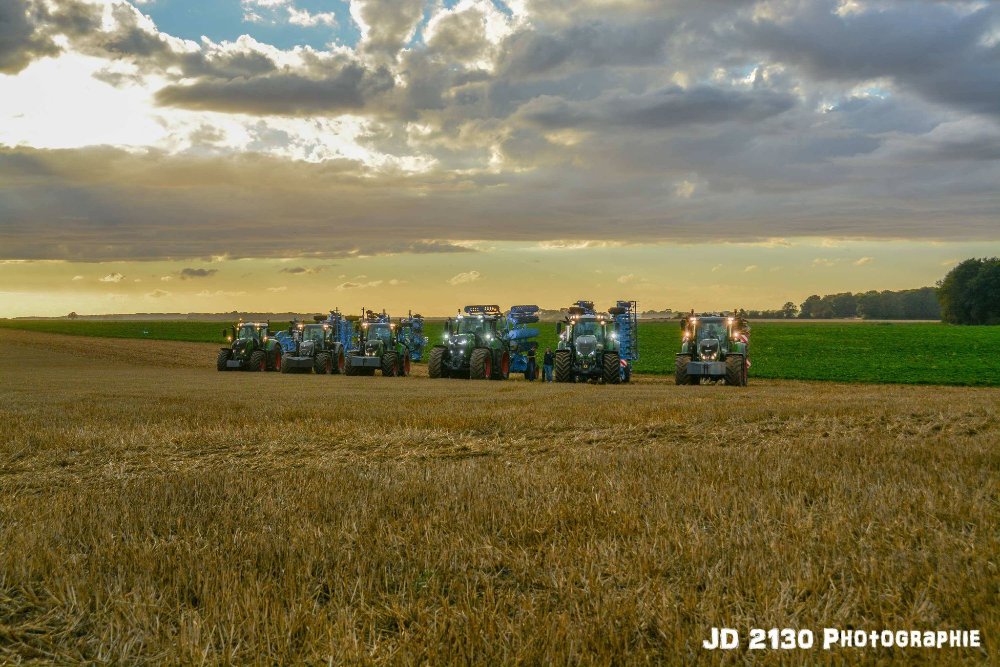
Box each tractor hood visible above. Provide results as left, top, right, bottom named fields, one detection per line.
left=364, top=340, right=383, bottom=356
left=575, top=334, right=599, bottom=357
left=450, top=334, right=474, bottom=349
left=299, top=340, right=315, bottom=357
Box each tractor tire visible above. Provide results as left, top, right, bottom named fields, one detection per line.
left=622, top=364, right=632, bottom=384
left=280, top=353, right=293, bottom=374
left=248, top=350, right=266, bottom=372
left=429, top=346, right=447, bottom=379
left=315, top=352, right=331, bottom=375
left=491, top=351, right=510, bottom=380
left=217, top=349, right=231, bottom=371
left=602, top=352, right=621, bottom=385
left=382, top=352, right=398, bottom=377
left=266, top=346, right=281, bottom=372
left=344, top=354, right=357, bottom=376
left=554, top=350, right=573, bottom=383
left=331, top=346, right=346, bottom=375
left=470, top=348, right=491, bottom=380
left=725, top=355, right=747, bottom=387
left=675, top=355, right=692, bottom=385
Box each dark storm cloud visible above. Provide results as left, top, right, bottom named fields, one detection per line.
left=0, top=1, right=57, bottom=73
left=741, top=1, right=1000, bottom=118
left=155, top=63, right=395, bottom=115
left=1, top=145, right=998, bottom=263
left=518, top=85, right=796, bottom=130
left=180, top=268, right=217, bottom=279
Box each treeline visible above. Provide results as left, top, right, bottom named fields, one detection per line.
left=797, top=287, right=940, bottom=320
left=736, top=288, right=941, bottom=320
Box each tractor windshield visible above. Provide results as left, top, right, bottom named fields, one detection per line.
left=572, top=321, right=603, bottom=339
left=369, top=323, right=392, bottom=344
left=237, top=324, right=259, bottom=340
left=698, top=321, right=726, bottom=340
left=456, top=318, right=484, bottom=335
left=302, top=326, right=325, bottom=343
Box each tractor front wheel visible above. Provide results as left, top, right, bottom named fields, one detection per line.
left=675, top=355, right=693, bottom=385
left=248, top=350, right=266, bottom=372
left=216, top=349, right=232, bottom=371
left=382, top=352, right=398, bottom=377
left=344, top=354, right=356, bottom=376
left=315, top=352, right=331, bottom=375
left=725, top=355, right=746, bottom=386
left=554, top=350, right=573, bottom=383
left=602, top=352, right=621, bottom=385
left=429, top=346, right=447, bottom=379
left=470, top=348, right=491, bottom=380
left=280, top=353, right=293, bottom=373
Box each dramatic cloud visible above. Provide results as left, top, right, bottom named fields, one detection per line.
left=180, top=267, right=218, bottom=279
left=0, top=0, right=998, bottom=266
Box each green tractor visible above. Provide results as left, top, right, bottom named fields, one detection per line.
left=554, top=301, right=624, bottom=384
left=345, top=309, right=411, bottom=377
left=675, top=311, right=749, bottom=386
left=217, top=321, right=283, bottom=372
left=279, top=321, right=346, bottom=374
left=429, top=305, right=511, bottom=380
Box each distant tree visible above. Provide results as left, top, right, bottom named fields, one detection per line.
left=68, top=312, right=78, bottom=319
left=799, top=295, right=822, bottom=318
left=938, top=258, right=1000, bottom=324
left=781, top=301, right=798, bottom=319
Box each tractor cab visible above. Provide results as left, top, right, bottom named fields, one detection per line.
left=446, top=305, right=501, bottom=349
left=358, top=310, right=395, bottom=358
left=236, top=322, right=267, bottom=341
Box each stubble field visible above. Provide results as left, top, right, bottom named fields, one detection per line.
left=0, top=329, right=996, bottom=664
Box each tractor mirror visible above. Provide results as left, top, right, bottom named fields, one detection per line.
left=221, top=328, right=226, bottom=338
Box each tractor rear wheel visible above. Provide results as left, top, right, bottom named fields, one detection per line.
left=382, top=352, right=398, bottom=377
left=470, top=348, right=491, bottom=380
left=280, top=353, right=293, bottom=373
left=315, top=352, right=331, bottom=375
left=248, top=350, right=266, bottom=372
left=554, top=350, right=572, bottom=383
left=429, top=346, right=447, bottom=379
left=675, top=355, right=693, bottom=385
left=266, top=347, right=281, bottom=372
left=491, top=351, right=510, bottom=380
left=602, top=352, right=621, bottom=384
left=725, top=355, right=746, bottom=386
left=216, top=349, right=231, bottom=371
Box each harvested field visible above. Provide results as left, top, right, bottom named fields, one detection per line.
left=0, top=329, right=996, bottom=664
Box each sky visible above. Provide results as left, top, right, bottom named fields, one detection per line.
left=1, top=0, right=999, bottom=317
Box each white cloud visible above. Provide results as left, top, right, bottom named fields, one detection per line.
left=287, top=8, right=337, bottom=27
left=99, top=272, right=125, bottom=283
left=812, top=258, right=839, bottom=267
left=854, top=256, right=875, bottom=266
left=336, top=279, right=383, bottom=290
left=447, top=270, right=481, bottom=286
left=744, top=265, right=758, bottom=272
left=71, top=275, right=84, bottom=281
left=266, top=286, right=288, bottom=292
left=196, top=290, right=247, bottom=297
left=160, top=275, right=173, bottom=282
left=617, top=273, right=635, bottom=284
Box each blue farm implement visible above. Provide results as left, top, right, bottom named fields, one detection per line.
left=398, top=311, right=427, bottom=362
left=505, top=305, right=541, bottom=381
